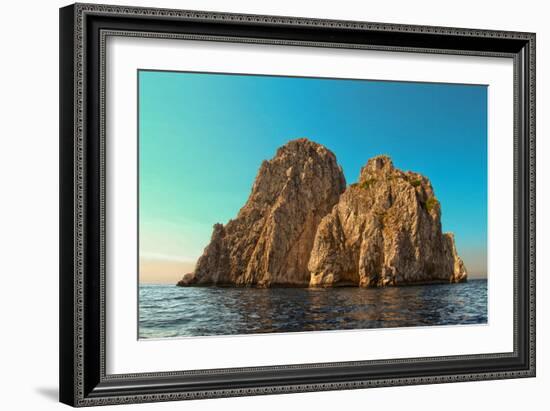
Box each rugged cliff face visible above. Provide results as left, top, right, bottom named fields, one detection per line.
left=308, top=155, right=467, bottom=287
left=179, top=138, right=346, bottom=287
left=177, top=141, right=467, bottom=288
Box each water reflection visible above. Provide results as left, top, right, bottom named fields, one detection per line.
left=139, top=279, right=487, bottom=338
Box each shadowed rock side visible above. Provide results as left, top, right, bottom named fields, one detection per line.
left=308, top=155, right=467, bottom=287
left=178, top=138, right=347, bottom=287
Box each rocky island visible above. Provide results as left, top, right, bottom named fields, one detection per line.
left=177, top=138, right=467, bottom=288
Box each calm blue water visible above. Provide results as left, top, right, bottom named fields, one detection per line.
left=139, top=279, right=487, bottom=339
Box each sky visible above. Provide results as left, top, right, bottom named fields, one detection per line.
left=139, top=70, right=487, bottom=283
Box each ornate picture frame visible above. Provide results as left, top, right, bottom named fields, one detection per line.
left=59, top=3, right=535, bottom=407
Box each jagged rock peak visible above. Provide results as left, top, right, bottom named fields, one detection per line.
left=276, top=137, right=336, bottom=156
left=179, top=138, right=346, bottom=287
left=360, top=155, right=394, bottom=180
left=308, top=155, right=467, bottom=287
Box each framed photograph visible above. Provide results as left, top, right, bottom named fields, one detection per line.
left=59, top=3, right=536, bottom=407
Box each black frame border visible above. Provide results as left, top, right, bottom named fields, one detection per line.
left=60, top=3, right=535, bottom=407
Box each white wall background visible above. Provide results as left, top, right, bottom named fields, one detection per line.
left=0, top=0, right=546, bottom=409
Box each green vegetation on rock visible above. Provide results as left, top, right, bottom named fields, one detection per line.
left=362, top=178, right=377, bottom=189
left=426, top=196, right=439, bottom=213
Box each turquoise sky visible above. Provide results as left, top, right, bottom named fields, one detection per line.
left=139, top=70, right=488, bottom=278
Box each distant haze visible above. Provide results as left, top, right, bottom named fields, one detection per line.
left=139, top=70, right=488, bottom=284
left=139, top=258, right=196, bottom=284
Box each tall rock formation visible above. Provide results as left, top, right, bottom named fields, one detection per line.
left=177, top=141, right=467, bottom=288
left=180, top=138, right=346, bottom=287
left=308, top=155, right=467, bottom=287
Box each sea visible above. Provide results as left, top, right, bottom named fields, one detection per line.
left=139, top=279, right=487, bottom=339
